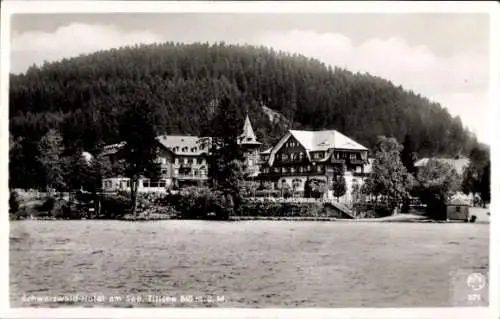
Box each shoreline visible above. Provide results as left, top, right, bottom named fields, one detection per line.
left=11, top=215, right=483, bottom=224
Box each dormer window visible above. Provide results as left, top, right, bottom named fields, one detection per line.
left=182, top=147, right=188, bottom=152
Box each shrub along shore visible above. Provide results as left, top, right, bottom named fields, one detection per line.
left=9, top=188, right=402, bottom=222
left=11, top=187, right=478, bottom=223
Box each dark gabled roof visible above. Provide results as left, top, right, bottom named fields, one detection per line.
left=156, top=135, right=210, bottom=156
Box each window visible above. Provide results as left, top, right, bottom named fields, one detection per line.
left=175, top=158, right=179, bottom=165
left=161, top=169, right=167, bottom=175
left=150, top=181, right=159, bottom=188
left=290, top=167, right=295, bottom=173
left=282, top=154, right=288, bottom=160
left=282, top=167, right=287, bottom=173
left=187, top=158, right=193, bottom=165
left=456, top=206, right=461, bottom=213
left=350, top=153, right=357, bottom=160
left=126, top=180, right=130, bottom=188
left=307, top=165, right=311, bottom=171
left=274, top=167, right=279, bottom=173
left=192, top=147, right=197, bottom=152
left=193, top=158, right=197, bottom=165
left=317, top=165, right=322, bottom=172
left=182, top=147, right=188, bottom=152
left=299, top=152, right=304, bottom=160
left=299, top=166, right=304, bottom=173
left=184, top=158, right=188, bottom=164
left=174, top=169, right=179, bottom=176
left=159, top=180, right=166, bottom=187
left=202, top=159, right=206, bottom=165
left=142, top=180, right=150, bottom=188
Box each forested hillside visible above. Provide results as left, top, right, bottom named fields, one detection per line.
left=9, top=42, right=478, bottom=188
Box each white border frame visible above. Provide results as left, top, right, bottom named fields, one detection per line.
left=1, top=2, right=498, bottom=319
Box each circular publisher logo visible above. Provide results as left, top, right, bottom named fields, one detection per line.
left=467, top=273, right=486, bottom=291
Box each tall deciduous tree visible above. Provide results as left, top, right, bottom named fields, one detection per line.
left=119, top=97, right=162, bottom=217
left=462, top=145, right=490, bottom=206
left=401, top=134, right=417, bottom=175
left=479, top=161, right=490, bottom=206
left=201, top=95, right=246, bottom=216
left=65, top=150, right=112, bottom=194
left=364, top=136, right=414, bottom=212
left=416, top=159, right=461, bottom=220
left=37, top=129, right=66, bottom=193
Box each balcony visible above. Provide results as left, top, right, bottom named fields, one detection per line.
left=275, top=157, right=309, bottom=164
left=330, top=158, right=346, bottom=164
left=260, top=169, right=322, bottom=177
left=349, top=159, right=365, bottom=165
left=175, top=174, right=208, bottom=181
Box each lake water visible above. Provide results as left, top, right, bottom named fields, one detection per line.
left=10, top=220, right=489, bottom=307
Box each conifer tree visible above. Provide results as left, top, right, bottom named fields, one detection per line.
left=36, top=129, right=66, bottom=193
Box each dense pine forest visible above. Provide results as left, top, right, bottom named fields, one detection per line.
left=9, top=42, right=479, bottom=189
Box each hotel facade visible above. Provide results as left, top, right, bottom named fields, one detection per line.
left=258, top=130, right=371, bottom=201
left=101, top=116, right=371, bottom=201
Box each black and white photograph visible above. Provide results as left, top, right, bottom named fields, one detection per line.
left=2, top=1, right=498, bottom=318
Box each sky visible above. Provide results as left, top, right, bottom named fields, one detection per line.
left=9, top=13, right=491, bottom=144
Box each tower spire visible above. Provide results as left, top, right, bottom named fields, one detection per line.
left=238, top=113, right=261, bottom=146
